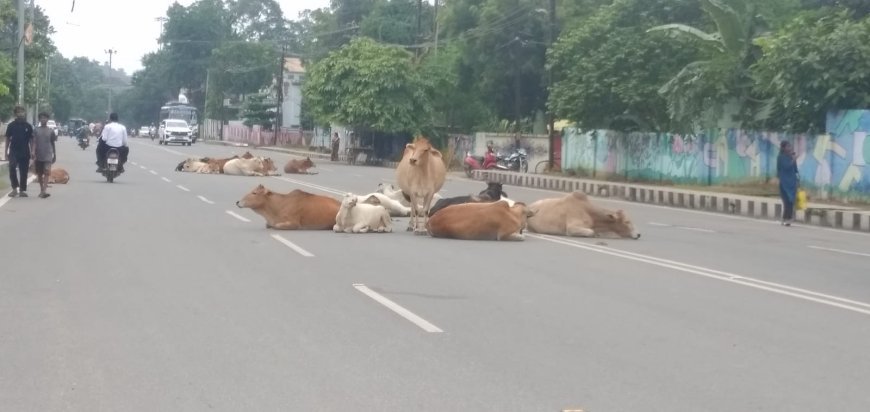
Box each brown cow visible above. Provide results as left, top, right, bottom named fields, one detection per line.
left=235, top=184, right=339, bottom=230
left=284, top=157, right=317, bottom=174
left=396, top=136, right=446, bottom=234
left=204, top=155, right=239, bottom=173
left=527, top=191, right=641, bottom=239
left=261, top=157, right=279, bottom=175
left=426, top=201, right=534, bottom=241
left=29, top=164, right=70, bottom=184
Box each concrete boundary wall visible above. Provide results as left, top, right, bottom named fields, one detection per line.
left=472, top=169, right=870, bottom=233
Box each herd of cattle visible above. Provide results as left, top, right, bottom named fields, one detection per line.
left=222, top=137, right=641, bottom=241
left=175, top=151, right=316, bottom=176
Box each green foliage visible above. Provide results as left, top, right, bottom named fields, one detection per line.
left=226, top=0, right=287, bottom=41
left=206, top=42, right=277, bottom=118
left=753, top=10, right=870, bottom=131
left=360, top=0, right=433, bottom=46
left=548, top=0, right=705, bottom=131
left=302, top=37, right=432, bottom=133
left=241, top=93, right=277, bottom=129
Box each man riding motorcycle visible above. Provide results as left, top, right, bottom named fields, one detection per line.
left=76, top=125, right=90, bottom=145
left=96, top=113, right=130, bottom=173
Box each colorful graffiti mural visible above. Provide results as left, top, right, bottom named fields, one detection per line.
left=561, top=110, right=870, bottom=201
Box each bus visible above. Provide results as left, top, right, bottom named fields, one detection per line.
left=159, top=101, right=199, bottom=140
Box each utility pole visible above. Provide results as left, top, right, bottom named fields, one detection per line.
left=155, top=17, right=168, bottom=49
left=105, top=49, right=117, bottom=115
left=546, top=0, right=557, bottom=172
left=416, top=0, right=422, bottom=57
left=274, top=45, right=286, bottom=146
left=16, top=0, right=25, bottom=105
left=34, top=61, right=40, bottom=120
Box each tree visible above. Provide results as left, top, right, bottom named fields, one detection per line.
left=648, top=0, right=770, bottom=130
left=226, top=0, right=287, bottom=41
left=241, top=93, right=277, bottom=129
left=548, top=0, right=705, bottom=131
left=419, top=43, right=490, bottom=132
left=753, top=10, right=870, bottom=131
left=360, top=0, right=433, bottom=46
left=206, top=42, right=277, bottom=118
left=302, top=37, right=432, bottom=134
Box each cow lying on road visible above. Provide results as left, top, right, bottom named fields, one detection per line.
left=353, top=193, right=410, bottom=217
left=223, top=157, right=280, bottom=176
left=333, top=193, right=392, bottom=233
left=376, top=183, right=443, bottom=211
left=527, top=191, right=641, bottom=239
left=236, top=185, right=340, bottom=230
left=284, top=157, right=317, bottom=174
left=428, top=182, right=516, bottom=217
left=426, top=201, right=534, bottom=241
left=29, top=164, right=70, bottom=184
left=178, top=158, right=215, bottom=174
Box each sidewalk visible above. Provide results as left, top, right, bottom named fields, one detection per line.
left=471, top=169, right=870, bottom=233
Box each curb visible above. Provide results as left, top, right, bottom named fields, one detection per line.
left=202, top=140, right=401, bottom=169
left=471, top=169, right=870, bottom=233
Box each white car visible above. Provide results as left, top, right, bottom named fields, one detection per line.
left=159, top=119, right=193, bottom=146
left=46, top=120, right=58, bottom=134
left=139, top=126, right=151, bottom=138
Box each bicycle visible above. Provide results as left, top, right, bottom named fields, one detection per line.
left=534, top=160, right=552, bottom=174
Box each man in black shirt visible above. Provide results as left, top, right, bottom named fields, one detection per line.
left=4, top=106, right=34, bottom=197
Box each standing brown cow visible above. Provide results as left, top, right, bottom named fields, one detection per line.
left=396, top=136, right=446, bottom=234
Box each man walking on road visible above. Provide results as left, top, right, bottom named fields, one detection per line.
left=4, top=106, right=34, bottom=198
left=33, top=112, right=57, bottom=199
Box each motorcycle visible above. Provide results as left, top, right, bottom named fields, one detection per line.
left=103, top=148, right=122, bottom=183
left=500, top=147, right=529, bottom=173
left=464, top=150, right=502, bottom=177
left=78, top=137, right=89, bottom=150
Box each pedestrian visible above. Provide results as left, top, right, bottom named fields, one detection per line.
left=331, top=132, right=340, bottom=161
left=777, top=140, right=799, bottom=226
left=33, top=112, right=57, bottom=199
left=4, top=106, right=34, bottom=198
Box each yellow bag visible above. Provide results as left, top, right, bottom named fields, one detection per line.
left=796, top=189, right=807, bottom=211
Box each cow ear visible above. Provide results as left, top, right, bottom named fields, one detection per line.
left=364, top=195, right=381, bottom=205
left=405, top=143, right=415, bottom=150
left=430, top=149, right=443, bottom=158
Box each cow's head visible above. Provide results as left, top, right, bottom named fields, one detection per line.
left=405, top=137, right=442, bottom=166
left=341, top=193, right=359, bottom=210
left=302, top=157, right=315, bottom=169
left=236, top=184, right=271, bottom=209
left=480, top=182, right=507, bottom=199
left=511, top=202, right=536, bottom=232
left=361, top=195, right=382, bottom=206
left=261, top=157, right=277, bottom=172
left=181, top=159, right=207, bottom=173
left=606, top=209, right=641, bottom=239
left=241, top=151, right=255, bottom=159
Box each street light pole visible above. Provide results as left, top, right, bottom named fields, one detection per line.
left=16, top=0, right=25, bottom=105
left=105, top=48, right=117, bottom=114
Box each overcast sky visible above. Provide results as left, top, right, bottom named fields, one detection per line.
left=38, top=0, right=329, bottom=75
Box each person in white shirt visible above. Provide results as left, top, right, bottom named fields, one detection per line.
left=96, top=112, right=130, bottom=173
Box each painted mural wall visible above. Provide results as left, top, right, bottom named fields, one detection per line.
left=561, top=110, right=870, bottom=201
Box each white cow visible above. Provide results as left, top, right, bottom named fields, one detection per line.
left=357, top=193, right=411, bottom=217
left=223, top=157, right=268, bottom=176
left=333, top=193, right=393, bottom=233
left=376, top=183, right=443, bottom=210
left=180, top=158, right=214, bottom=174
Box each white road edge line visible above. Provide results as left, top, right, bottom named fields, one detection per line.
left=528, top=234, right=870, bottom=316
left=808, top=245, right=870, bottom=258
left=0, top=176, right=37, bottom=210
left=161, top=177, right=171, bottom=183
left=648, top=222, right=671, bottom=227
left=271, top=234, right=315, bottom=257
left=225, top=210, right=251, bottom=223
left=197, top=195, right=215, bottom=204
left=131, top=161, right=138, bottom=166
left=677, top=226, right=717, bottom=233
left=176, top=185, right=190, bottom=192
left=352, top=284, right=444, bottom=333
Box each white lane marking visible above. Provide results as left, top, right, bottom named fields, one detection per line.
left=0, top=176, right=37, bottom=210
left=678, top=226, right=716, bottom=233
left=272, top=176, right=345, bottom=196
left=225, top=210, right=251, bottom=223
left=139, top=165, right=147, bottom=170
left=131, top=161, right=138, bottom=166
left=528, top=234, right=870, bottom=316
left=352, top=284, right=444, bottom=333
left=176, top=185, right=190, bottom=192
left=197, top=195, right=215, bottom=204
left=649, top=222, right=671, bottom=227
left=271, top=234, right=315, bottom=257
left=149, top=170, right=158, bottom=175
left=808, top=245, right=870, bottom=258
left=161, top=177, right=171, bottom=183
left=451, top=175, right=870, bottom=238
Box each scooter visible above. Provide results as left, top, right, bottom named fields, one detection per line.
left=463, top=150, right=505, bottom=177
left=103, top=148, right=122, bottom=183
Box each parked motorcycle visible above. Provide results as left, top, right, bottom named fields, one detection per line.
left=464, top=150, right=502, bottom=177
left=103, top=148, right=122, bottom=183
left=500, top=148, right=529, bottom=173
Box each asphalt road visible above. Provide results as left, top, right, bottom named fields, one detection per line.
left=1, top=136, right=869, bottom=411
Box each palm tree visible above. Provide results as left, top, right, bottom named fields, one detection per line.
left=647, top=0, right=770, bottom=131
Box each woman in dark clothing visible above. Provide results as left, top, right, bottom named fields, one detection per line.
left=777, top=141, right=799, bottom=226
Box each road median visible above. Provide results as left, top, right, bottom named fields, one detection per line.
left=471, top=169, right=870, bottom=233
